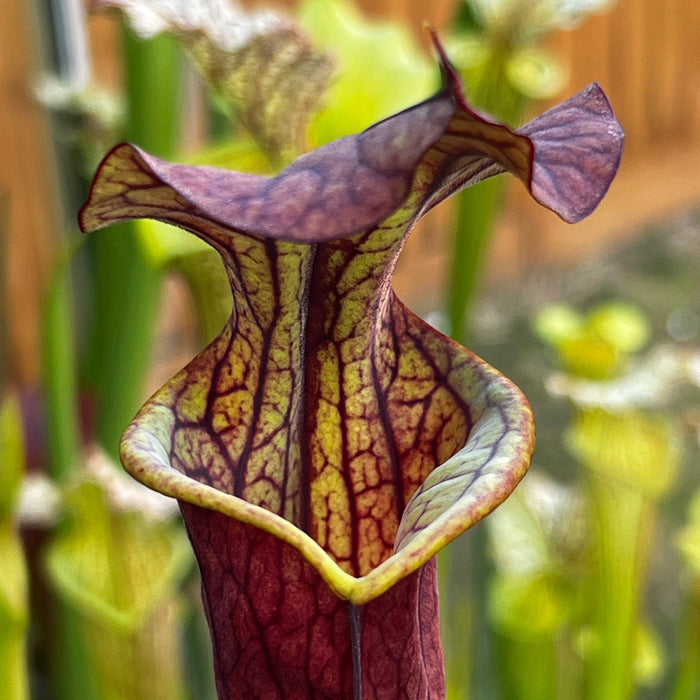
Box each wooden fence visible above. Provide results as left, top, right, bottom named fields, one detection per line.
left=2, top=0, right=699, bottom=384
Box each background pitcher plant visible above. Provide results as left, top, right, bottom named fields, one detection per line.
left=79, top=34, right=623, bottom=699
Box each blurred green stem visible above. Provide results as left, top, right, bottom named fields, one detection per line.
left=440, top=528, right=501, bottom=700
left=40, top=125, right=95, bottom=700
left=49, top=605, right=98, bottom=700
left=42, top=246, right=81, bottom=480
left=496, top=634, right=557, bottom=700
left=447, top=177, right=505, bottom=342
left=669, top=596, right=700, bottom=700
left=446, top=38, right=520, bottom=343
left=584, top=474, right=651, bottom=700
left=0, top=521, right=29, bottom=700
left=0, top=393, right=29, bottom=700
left=85, top=30, right=181, bottom=458
left=438, top=542, right=474, bottom=698
left=121, top=30, right=182, bottom=157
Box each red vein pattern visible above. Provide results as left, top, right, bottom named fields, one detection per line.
left=183, top=505, right=444, bottom=699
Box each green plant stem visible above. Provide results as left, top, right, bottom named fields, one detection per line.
left=0, top=395, right=29, bottom=700
left=496, top=633, right=557, bottom=700
left=445, top=38, right=524, bottom=345
left=0, top=537, right=29, bottom=700
left=440, top=528, right=500, bottom=699
left=447, top=175, right=505, bottom=343
left=438, top=545, right=473, bottom=698
left=42, top=247, right=81, bottom=480
left=49, top=604, right=98, bottom=700
left=122, top=30, right=182, bottom=157
left=40, top=198, right=96, bottom=700
left=669, top=595, right=700, bottom=700
left=87, top=225, right=163, bottom=456
left=584, top=474, right=652, bottom=700
left=85, top=30, right=181, bottom=458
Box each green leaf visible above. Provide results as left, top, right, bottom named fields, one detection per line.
left=46, top=479, right=191, bottom=631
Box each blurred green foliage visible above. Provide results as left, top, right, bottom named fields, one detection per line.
left=535, top=302, right=651, bottom=379
left=3, top=0, right=697, bottom=698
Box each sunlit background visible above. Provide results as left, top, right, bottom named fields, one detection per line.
left=1, top=0, right=699, bottom=698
